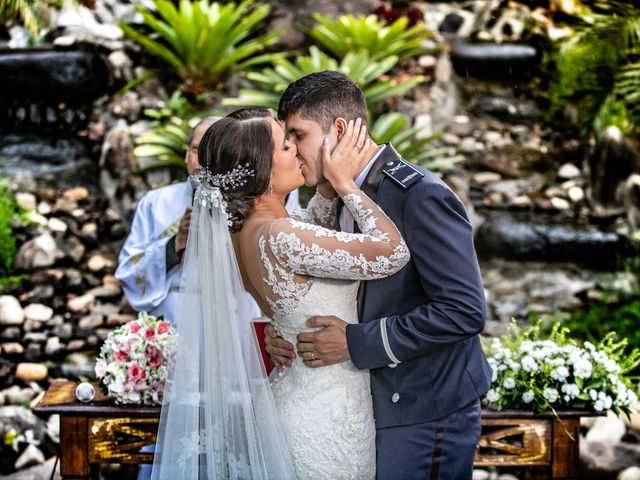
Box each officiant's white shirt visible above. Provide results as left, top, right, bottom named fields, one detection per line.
left=116, top=178, right=300, bottom=326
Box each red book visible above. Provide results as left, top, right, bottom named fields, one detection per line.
left=252, top=321, right=273, bottom=376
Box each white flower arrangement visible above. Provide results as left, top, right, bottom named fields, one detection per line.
left=483, top=322, right=640, bottom=415
left=95, top=312, right=178, bottom=406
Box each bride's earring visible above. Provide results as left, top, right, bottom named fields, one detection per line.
left=269, top=184, right=274, bottom=195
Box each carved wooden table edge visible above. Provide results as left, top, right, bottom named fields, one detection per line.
left=34, top=379, right=161, bottom=480
left=477, top=407, right=605, bottom=479
left=34, top=380, right=605, bottom=480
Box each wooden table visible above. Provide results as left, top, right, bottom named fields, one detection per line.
left=35, top=380, right=601, bottom=479
left=34, top=379, right=160, bottom=480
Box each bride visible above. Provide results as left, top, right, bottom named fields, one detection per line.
left=151, top=108, right=409, bottom=479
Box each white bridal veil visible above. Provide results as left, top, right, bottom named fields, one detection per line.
left=151, top=180, right=296, bottom=479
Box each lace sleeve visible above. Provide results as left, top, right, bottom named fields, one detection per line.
left=288, top=191, right=338, bottom=228
left=267, top=191, right=410, bottom=280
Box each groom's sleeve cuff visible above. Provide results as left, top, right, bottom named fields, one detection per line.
left=346, top=317, right=402, bottom=370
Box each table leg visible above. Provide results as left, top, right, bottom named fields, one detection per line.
left=551, top=418, right=580, bottom=479
left=59, top=416, right=90, bottom=480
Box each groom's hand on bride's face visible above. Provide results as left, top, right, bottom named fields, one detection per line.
left=264, top=324, right=296, bottom=371
left=297, top=316, right=350, bottom=368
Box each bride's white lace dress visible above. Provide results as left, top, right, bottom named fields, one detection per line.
left=254, top=191, right=410, bottom=479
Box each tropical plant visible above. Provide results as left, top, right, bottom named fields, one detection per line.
left=371, top=113, right=464, bottom=170
left=546, top=0, right=640, bottom=138
left=119, top=0, right=278, bottom=94
left=133, top=91, right=219, bottom=174
left=308, top=13, right=433, bottom=63
left=223, top=46, right=424, bottom=115
left=0, top=0, right=89, bottom=37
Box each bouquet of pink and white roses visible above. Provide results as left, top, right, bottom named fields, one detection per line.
left=95, top=312, right=178, bottom=405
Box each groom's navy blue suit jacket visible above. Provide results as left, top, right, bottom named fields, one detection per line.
left=346, top=144, right=492, bottom=429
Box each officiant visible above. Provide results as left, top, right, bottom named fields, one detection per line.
left=115, top=116, right=301, bottom=326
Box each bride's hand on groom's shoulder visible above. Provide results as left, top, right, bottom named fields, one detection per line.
left=297, top=316, right=350, bottom=368
left=264, top=324, right=296, bottom=371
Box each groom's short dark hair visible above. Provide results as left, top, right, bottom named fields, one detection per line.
left=278, top=71, right=368, bottom=133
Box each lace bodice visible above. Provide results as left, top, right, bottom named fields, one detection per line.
left=259, top=190, right=410, bottom=318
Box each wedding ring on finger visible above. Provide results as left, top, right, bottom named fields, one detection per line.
left=309, top=352, right=317, bottom=360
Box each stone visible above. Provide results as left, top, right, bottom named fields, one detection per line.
left=0, top=296, right=24, bottom=325
left=53, top=323, right=73, bottom=340
left=568, top=186, right=585, bottom=203
left=23, top=332, right=47, bottom=342
left=472, top=470, right=490, bottom=480
left=0, top=51, right=111, bottom=104
left=87, top=283, right=121, bottom=299
left=96, top=328, right=111, bottom=340
left=551, top=197, right=571, bottom=210
left=509, top=195, right=533, bottom=207
left=16, top=233, right=64, bottom=269
left=418, top=54, right=437, bottom=69
left=37, top=201, right=51, bottom=215
left=44, top=337, right=63, bottom=356
left=581, top=440, right=640, bottom=479
left=19, top=284, right=55, bottom=303
left=62, top=186, right=89, bottom=202
left=586, top=412, right=627, bottom=443
left=23, top=303, right=53, bottom=322
left=15, top=192, right=36, bottom=210
left=57, top=236, right=85, bottom=263
left=66, top=293, right=95, bottom=314
left=451, top=40, right=538, bottom=81
left=14, top=443, right=45, bottom=470
left=21, top=314, right=44, bottom=331
left=30, top=268, right=64, bottom=284
left=106, top=312, right=135, bottom=326
left=4, top=385, right=37, bottom=405
left=15, top=363, right=48, bottom=382
left=475, top=212, right=627, bottom=267
left=53, top=197, right=78, bottom=213
left=558, top=162, right=582, bottom=180
left=87, top=254, right=115, bottom=272
left=63, top=268, right=83, bottom=287
left=1, top=326, right=21, bottom=340
left=619, top=466, right=640, bottom=480
left=46, top=315, right=63, bottom=327
left=66, top=339, right=87, bottom=351
left=472, top=172, right=502, bottom=186
left=1, top=342, right=24, bottom=355
left=47, top=217, right=68, bottom=233
left=78, top=314, right=104, bottom=329
left=488, top=180, right=523, bottom=200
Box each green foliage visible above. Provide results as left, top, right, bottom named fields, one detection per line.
left=308, top=13, right=433, bottom=63
left=546, top=0, right=640, bottom=138
left=0, top=182, right=18, bottom=278
left=134, top=91, right=219, bottom=174
left=371, top=113, right=463, bottom=170
left=550, top=257, right=640, bottom=368
left=0, top=0, right=63, bottom=37
left=119, top=0, right=278, bottom=94
left=484, top=320, right=640, bottom=415
left=223, top=46, right=424, bottom=114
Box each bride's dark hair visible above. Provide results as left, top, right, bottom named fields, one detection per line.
left=198, top=108, right=273, bottom=233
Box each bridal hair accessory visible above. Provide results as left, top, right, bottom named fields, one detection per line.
left=194, top=163, right=255, bottom=226
left=198, top=162, right=255, bottom=191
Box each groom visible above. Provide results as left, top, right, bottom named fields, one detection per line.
left=265, top=71, right=492, bottom=479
